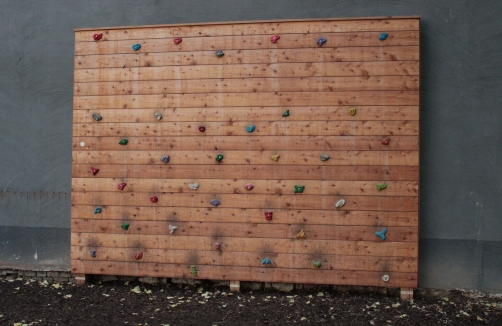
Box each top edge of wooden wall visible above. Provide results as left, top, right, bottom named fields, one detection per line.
left=75, top=17, right=420, bottom=42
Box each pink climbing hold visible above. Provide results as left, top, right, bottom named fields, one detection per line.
left=133, top=252, right=143, bottom=260
left=90, top=166, right=99, bottom=176
left=93, top=33, right=103, bottom=41
left=270, top=35, right=280, bottom=43
left=264, top=211, right=273, bottom=221
left=117, top=182, right=127, bottom=190
left=214, top=242, right=221, bottom=250
left=244, top=184, right=254, bottom=190
left=150, top=196, right=158, bottom=203
left=173, top=38, right=182, bottom=44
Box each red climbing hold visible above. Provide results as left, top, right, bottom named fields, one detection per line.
left=244, top=184, right=254, bottom=190
left=150, top=196, right=158, bottom=203
left=93, top=33, right=103, bottom=41
left=133, top=252, right=143, bottom=260
left=264, top=211, right=273, bottom=221
left=173, top=38, right=182, bottom=44
left=381, top=137, right=390, bottom=145
left=90, top=167, right=99, bottom=176
left=117, top=182, right=127, bottom=190
left=198, top=126, right=206, bottom=132
left=270, top=35, right=280, bottom=43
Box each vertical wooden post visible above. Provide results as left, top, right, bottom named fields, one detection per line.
left=230, top=280, right=240, bottom=292
left=75, top=274, right=86, bottom=286
left=400, top=287, right=414, bottom=300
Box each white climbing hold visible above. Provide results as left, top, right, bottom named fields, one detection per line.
left=334, top=199, right=345, bottom=208
left=169, top=225, right=178, bottom=234
left=382, top=274, right=390, bottom=282
left=80, top=142, right=85, bottom=147
left=188, top=183, right=200, bottom=190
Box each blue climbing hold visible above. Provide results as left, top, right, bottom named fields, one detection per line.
left=245, top=124, right=256, bottom=133
left=210, top=199, right=221, bottom=207
left=94, top=207, right=102, bottom=214
left=132, top=44, right=141, bottom=51
left=317, top=37, right=327, bottom=46
left=261, top=258, right=272, bottom=265
left=379, top=33, right=388, bottom=41
left=161, top=155, right=170, bottom=163
left=375, top=228, right=387, bottom=241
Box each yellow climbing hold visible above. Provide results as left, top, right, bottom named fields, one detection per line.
left=271, top=154, right=280, bottom=162
left=296, top=230, right=306, bottom=239
left=348, top=108, right=357, bottom=116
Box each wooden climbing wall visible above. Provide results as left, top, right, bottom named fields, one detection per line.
left=71, top=17, right=420, bottom=289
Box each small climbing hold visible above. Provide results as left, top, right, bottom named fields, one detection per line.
left=282, top=110, right=290, bottom=117
left=173, top=37, right=182, bottom=44
left=121, top=223, right=130, bottom=230
left=154, top=112, right=162, bottom=120
left=261, top=258, right=272, bottom=265
left=210, top=199, right=220, bottom=207
left=133, top=252, right=143, bottom=260
left=150, top=196, right=158, bottom=203
left=317, top=37, right=327, bottom=46
left=348, top=107, right=357, bottom=116
left=270, top=154, right=280, bottom=162
left=382, top=274, right=390, bottom=282
left=117, top=182, right=127, bottom=190
left=379, top=32, right=388, bottom=41
left=244, top=183, right=254, bottom=190
left=215, top=154, right=224, bottom=163
left=215, top=50, right=224, bottom=57
left=93, top=34, right=103, bottom=41
left=169, top=225, right=178, bottom=234
left=90, top=250, right=96, bottom=258
left=334, top=199, right=345, bottom=208
left=198, top=126, right=206, bottom=132
left=375, top=228, right=387, bottom=241
left=294, top=185, right=305, bottom=193
left=94, top=207, right=102, bottom=214
left=188, top=182, right=200, bottom=190
left=320, top=154, right=330, bottom=162
left=161, top=155, right=170, bottom=164
left=296, top=230, right=306, bottom=239
left=376, top=183, right=387, bottom=191
left=90, top=167, right=99, bottom=176
left=132, top=44, right=141, bottom=51
left=189, top=265, right=198, bottom=276
left=312, top=261, right=323, bottom=268
left=245, top=124, right=256, bottom=133
left=381, top=137, right=390, bottom=145
left=270, top=35, right=280, bottom=43
left=264, top=211, right=273, bottom=221
left=92, top=113, right=102, bottom=121
left=118, top=139, right=129, bottom=145
left=214, top=242, right=221, bottom=250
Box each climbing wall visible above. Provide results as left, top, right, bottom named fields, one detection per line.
left=71, top=17, right=420, bottom=290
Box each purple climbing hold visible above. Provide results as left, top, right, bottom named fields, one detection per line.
left=210, top=199, right=220, bottom=207
left=161, top=155, right=170, bottom=163
left=317, top=37, right=327, bottom=46
left=90, top=250, right=96, bottom=258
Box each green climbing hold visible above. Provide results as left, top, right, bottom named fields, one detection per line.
left=377, top=183, right=387, bottom=191
left=189, top=265, right=198, bottom=277
left=121, top=223, right=130, bottom=230
left=118, top=139, right=129, bottom=145
left=294, top=185, right=305, bottom=193
left=215, top=154, right=224, bottom=163
left=282, top=110, right=290, bottom=117
left=312, top=261, right=323, bottom=268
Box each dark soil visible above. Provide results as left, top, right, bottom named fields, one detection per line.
left=1, top=278, right=501, bottom=326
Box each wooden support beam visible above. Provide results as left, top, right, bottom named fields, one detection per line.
left=400, top=287, right=414, bottom=300
left=74, top=274, right=86, bottom=286
left=230, top=281, right=240, bottom=292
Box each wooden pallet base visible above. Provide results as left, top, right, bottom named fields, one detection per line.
left=400, top=287, right=414, bottom=300
left=75, top=274, right=86, bottom=286
left=230, top=280, right=240, bottom=292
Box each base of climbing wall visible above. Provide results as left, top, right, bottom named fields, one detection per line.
left=230, top=280, right=240, bottom=292
left=400, top=287, right=414, bottom=300
left=74, top=274, right=86, bottom=286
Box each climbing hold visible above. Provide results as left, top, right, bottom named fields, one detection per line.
left=270, top=35, right=280, bottom=43
left=215, top=154, right=224, bottom=163
left=261, top=258, right=272, bottom=265
left=214, top=242, right=221, bottom=250
left=90, top=250, right=97, bottom=258
left=376, top=183, right=387, bottom=191
left=90, top=167, right=99, bottom=176
left=348, top=107, right=357, bottom=116
left=94, top=207, right=102, bottom=214
left=245, top=124, right=256, bottom=133
left=215, top=50, right=224, bottom=57
left=154, top=112, right=162, bottom=120
left=161, top=155, right=170, bottom=164
left=210, top=199, right=220, bottom=207
left=169, top=225, right=178, bottom=234
left=334, top=199, right=345, bottom=208
left=133, top=252, right=143, bottom=260
left=189, top=265, right=198, bottom=276
left=282, top=110, right=290, bottom=117
left=93, top=33, right=103, bottom=41
left=312, top=261, right=323, bottom=268
left=381, top=137, right=390, bottom=145
left=294, top=185, right=305, bottom=193
left=379, top=32, right=388, bottom=41
left=150, top=196, right=158, bottom=203
left=198, top=126, right=206, bottom=132
left=296, top=230, right=306, bottom=239
left=320, top=154, right=330, bottom=162
left=118, top=139, right=129, bottom=145
left=173, top=37, right=182, bottom=44
left=270, top=154, right=280, bottom=162
left=264, top=211, right=273, bottom=221
left=375, top=228, right=387, bottom=241
left=244, top=183, right=254, bottom=190
left=121, top=223, right=130, bottom=230
left=92, top=113, right=102, bottom=121
left=317, top=37, right=327, bottom=46
left=188, top=182, right=200, bottom=190
left=382, top=274, right=390, bottom=282
left=132, top=44, right=141, bottom=51
left=117, top=182, right=127, bottom=190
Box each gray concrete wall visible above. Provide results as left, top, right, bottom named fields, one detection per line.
left=1, top=0, right=501, bottom=292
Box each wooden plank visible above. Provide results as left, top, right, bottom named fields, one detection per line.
left=72, top=106, right=420, bottom=123
left=71, top=192, right=419, bottom=211
left=71, top=178, right=419, bottom=197
left=229, top=280, right=240, bottom=292
left=72, top=164, right=419, bottom=181
left=74, top=61, right=419, bottom=83
left=75, top=19, right=419, bottom=41
left=71, top=233, right=418, bottom=257
left=71, top=246, right=418, bottom=273
left=71, top=260, right=417, bottom=287
left=400, top=287, right=414, bottom=300
left=75, top=31, right=419, bottom=56
left=75, top=46, right=420, bottom=69
left=74, top=274, right=86, bottom=285
left=72, top=135, right=419, bottom=151
left=73, top=120, right=419, bottom=137
left=74, top=75, right=420, bottom=96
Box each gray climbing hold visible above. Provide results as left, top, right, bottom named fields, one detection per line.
left=320, top=154, right=330, bottom=162
left=154, top=112, right=162, bottom=120
left=334, top=199, right=345, bottom=208
left=188, top=182, right=200, bottom=190
left=215, top=50, right=224, bottom=57
left=169, top=225, right=178, bottom=234
left=382, top=274, right=390, bottom=282
left=92, top=113, right=102, bottom=121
